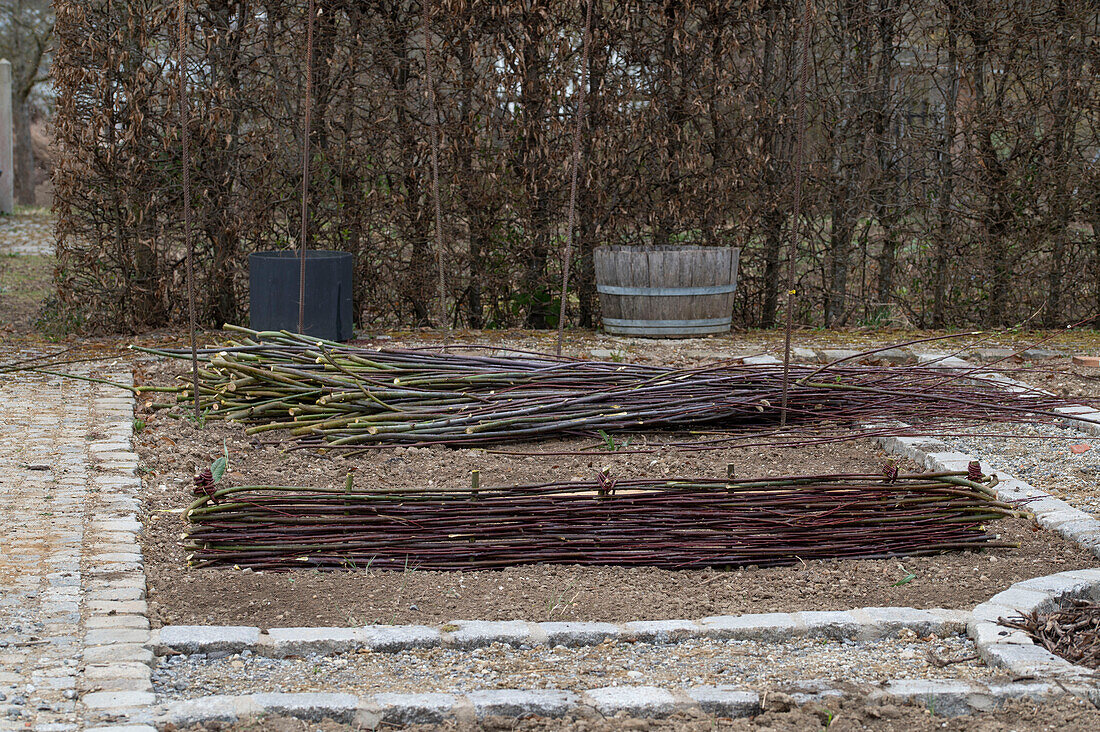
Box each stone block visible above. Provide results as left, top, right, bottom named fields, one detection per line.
left=84, top=663, right=153, bottom=680
left=795, top=610, right=863, bottom=639
left=621, top=619, right=699, bottom=642
left=741, top=355, right=780, bottom=365
left=251, top=692, right=360, bottom=723
left=881, top=679, right=978, bottom=717
left=970, top=603, right=1020, bottom=627
left=154, top=626, right=259, bottom=655
left=971, top=348, right=1016, bottom=363
left=81, top=691, right=156, bottom=709
left=467, top=689, right=578, bottom=718
left=864, top=348, right=915, bottom=365
left=85, top=629, right=149, bottom=646
left=850, top=607, right=958, bottom=638
left=373, top=693, right=457, bottom=725
left=83, top=644, right=153, bottom=666
left=685, top=686, right=759, bottom=717
left=818, top=349, right=863, bottom=363
left=262, top=627, right=362, bottom=657
left=87, top=616, right=149, bottom=631
left=697, top=614, right=797, bottom=642
left=360, top=625, right=440, bottom=652
left=538, top=622, right=620, bottom=647
left=583, top=686, right=681, bottom=718
left=162, top=695, right=257, bottom=726
left=1034, top=506, right=1093, bottom=528
left=445, top=620, right=531, bottom=649
left=985, top=588, right=1052, bottom=614
left=969, top=621, right=1033, bottom=648
left=86, top=601, right=149, bottom=615
left=791, top=347, right=817, bottom=363
left=81, top=677, right=153, bottom=693
left=922, top=451, right=975, bottom=472
left=979, top=641, right=1084, bottom=676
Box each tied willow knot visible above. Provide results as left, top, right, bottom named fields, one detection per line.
left=193, top=468, right=216, bottom=496
left=968, top=461, right=983, bottom=482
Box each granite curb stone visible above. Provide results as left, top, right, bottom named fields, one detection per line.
left=874, top=375, right=1100, bottom=689
left=151, top=606, right=979, bottom=658
left=154, top=679, right=1071, bottom=727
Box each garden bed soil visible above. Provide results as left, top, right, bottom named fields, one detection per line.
left=132, top=352, right=1098, bottom=629
left=167, top=692, right=1100, bottom=732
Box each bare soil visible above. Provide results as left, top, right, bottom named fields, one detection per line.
left=166, top=692, right=1100, bottom=731
left=133, top=354, right=1098, bottom=629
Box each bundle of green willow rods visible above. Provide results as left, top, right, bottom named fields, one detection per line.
left=138, top=326, right=1088, bottom=448
left=184, top=470, right=1023, bottom=570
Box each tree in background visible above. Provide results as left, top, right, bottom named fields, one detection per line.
left=0, top=0, right=52, bottom=208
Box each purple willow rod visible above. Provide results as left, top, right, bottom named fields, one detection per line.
left=141, top=329, right=1096, bottom=448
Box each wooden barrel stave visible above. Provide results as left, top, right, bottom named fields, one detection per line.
left=594, top=245, right=740, bottom=337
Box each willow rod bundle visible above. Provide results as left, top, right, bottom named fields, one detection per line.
left=184, top=470, right=1023, bottom=571
left=139, top=326, right=1092, bottom=449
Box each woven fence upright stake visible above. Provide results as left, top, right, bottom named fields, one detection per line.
left=781, top=0, right=814, bottom=428
left=177, top=1, right=200, bottom=425
left=298, top=0, right=316, bottom=335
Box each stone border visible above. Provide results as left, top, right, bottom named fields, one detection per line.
left=874, top=355, right=1100, bottom=558
left=153, top=678, right=1069, bottom=727
left=873, top=356, right=1100, bottom=698
left=80, top=371, right=158, bottom=732
left=133, top=348, right=1100, bottom=728
left=970, top=569, right=1100, bottom=685
left=148, top=606, right=969, bottom=659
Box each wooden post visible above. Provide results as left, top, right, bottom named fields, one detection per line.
left=0, top=59, right=12, bottom=214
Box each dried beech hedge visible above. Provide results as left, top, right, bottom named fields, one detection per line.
left=53, top=1, right=1100, bottom=332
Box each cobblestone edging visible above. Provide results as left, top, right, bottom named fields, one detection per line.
left=969, top=570, right=1100, bottom=683
left=148, top=608, right=970, bottom=660
left=152, top=677, right=1067, bottom=727
left=0, top=369, right=153, bottom=732
left=80, top=371, right=157, bottom=732
left=873, top=360, right=1100, bottom=702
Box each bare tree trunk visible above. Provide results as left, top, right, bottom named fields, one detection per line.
left=931, top=0, right=958, bottom=328
left=824, top=0, right=866, bottom=327
left=576, top=3, right=605, bottom=329
left=13, top=98, right=33, bottom=206
left=966, top=10, right=1014, bottom=327
left=515, top=1, right=552, bottom=329
left=872, top=0, right=899, bottom=310
left=1043, top=0, right=1079, bottom=328
left=757, top=0, right=785, bottom=328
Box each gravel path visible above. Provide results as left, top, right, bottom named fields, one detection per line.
left=152, top=631, right=993, bottom=702
left=0, top=211, right=55, bottom=255
left=0, top=366, right=153, bottom=731
left=0, top=372, right=92, bottom=729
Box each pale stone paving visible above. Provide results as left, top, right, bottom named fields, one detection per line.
left=0, top=373, right=89, bottom=731
left=0, top=369, right=151, bottom=732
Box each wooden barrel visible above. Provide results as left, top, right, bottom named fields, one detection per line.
left=594, top=245, right=740, bottom=337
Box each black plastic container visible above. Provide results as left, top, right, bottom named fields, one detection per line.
left=249, top=250, right=354, bottom=341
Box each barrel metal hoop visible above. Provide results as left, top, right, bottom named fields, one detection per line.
left=602, top=317, right=732, bottom=328
left=596, top=284, right=737, bottom=296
